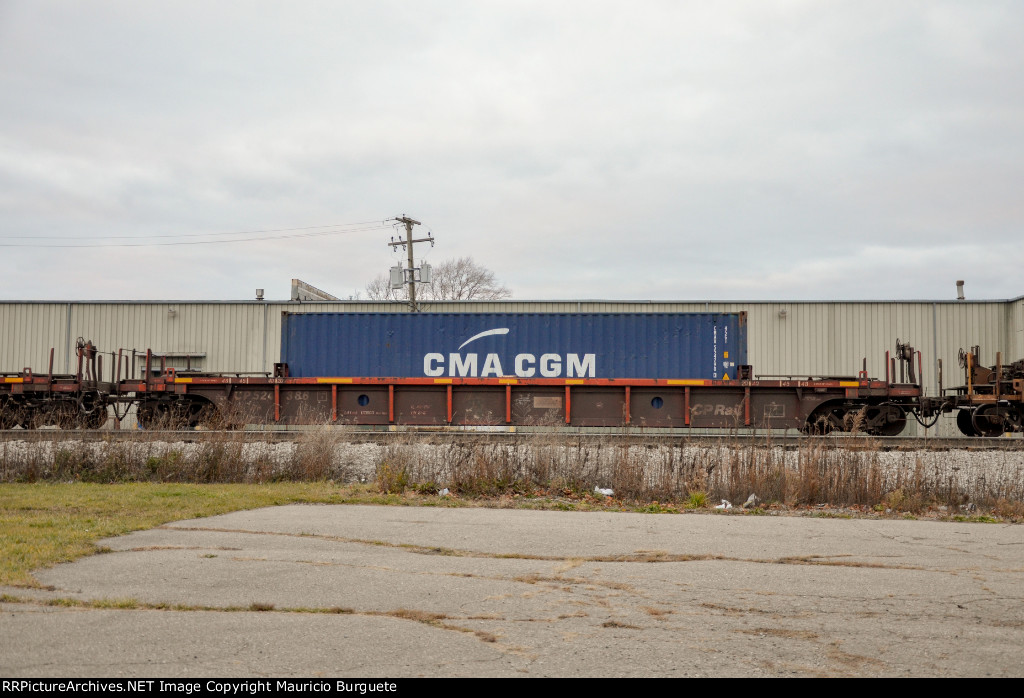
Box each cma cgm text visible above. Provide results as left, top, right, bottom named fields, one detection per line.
left=423, top=353, right=596, bottom=378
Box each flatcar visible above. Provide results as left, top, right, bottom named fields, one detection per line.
left=917, top=345, right=1024, bottom=436
left=1, top=318, right=1021, bottom=436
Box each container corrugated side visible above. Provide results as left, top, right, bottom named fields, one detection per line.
left=281, top=312, right=747, bottom=380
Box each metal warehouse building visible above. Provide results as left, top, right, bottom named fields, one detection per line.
left=3, top=295, right=1023, bottom=434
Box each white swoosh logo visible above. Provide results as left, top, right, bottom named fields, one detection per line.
left=458, top=328, right=510, bottom=350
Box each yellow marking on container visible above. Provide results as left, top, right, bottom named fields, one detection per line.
left=724, top=351, right=729, bottom=358
left=433, top=378, right=453, bottom=384
left=316, top=378, right=353, bottom=384
left=564, top=379, right=585, bottom=385
left=174, top=378, right=193, bottom=383
left=839, top=381, right=860, bottom=387
left=723, top=374, right=730, bottom=381
left=3, top=377, right=24, bottom=383
left=499, top=378, right=519, bottom=384
left=668, top=379, right=709, bottom=386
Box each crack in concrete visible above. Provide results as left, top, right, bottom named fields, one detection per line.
left=159, top=525, right=927, bottom=570
left=119, top=545, right=243, bottom=553
left=0, top=595, right=527, bottom=650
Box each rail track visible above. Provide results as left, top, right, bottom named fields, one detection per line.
left=2, top=428, right=1021, bottom=451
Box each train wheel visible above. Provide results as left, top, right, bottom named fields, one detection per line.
left=972, top=405, right=1006, bottom=438
left=167, top=399, right=207, bottom=429
left=1006, top=408, right=1024, bottom=433
left=956, top=409, right=979, bottom=436
left=0, top=400, right=26, bottom=429
left=83, top=407, right=109, bottom=429
left=803, top=405, right=849, bottom=435
left=138, top=400, right=206, bottom=430
left=76, top=392, right=108, bottom=429
left=863, top=405, right=907, bottom=437
left=30, top=401, right=78, bottom=429
left=137, top=401, right=164, bottom=429
left=194, top=403, right=227, bottom=430
left=1, top=399, right=23, bottom=427
left=163, top=403, right=187, bottom=429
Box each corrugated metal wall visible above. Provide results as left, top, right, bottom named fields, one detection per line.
left=3, top=297, right=1021, bottom=400
left=0, top=303, right=71, bottom=373
left=1, top=302, right=272, bottom=379
left=1010, top=297, right=1024, bottom=360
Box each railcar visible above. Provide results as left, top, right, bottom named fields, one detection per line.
left=917, top=345, right=1024, bottom=436
left=0, top=339, right=111, bottom=429
left=2, top=318, right=1021, bottom=437
left=2, top=337, right=925, bottom=436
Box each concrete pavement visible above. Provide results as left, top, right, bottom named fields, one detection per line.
left=2, top=505, right=1022, bottom=677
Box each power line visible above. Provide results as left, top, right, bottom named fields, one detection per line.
left=0, top=221, right=390, bottom=248
left=0, top=220, right=387, bottom=240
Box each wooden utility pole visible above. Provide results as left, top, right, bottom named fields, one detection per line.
left=388, top=215, right=433, bottom=311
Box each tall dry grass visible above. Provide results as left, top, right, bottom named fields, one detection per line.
left=0, top=427, right=355, bottom=484
left=1, top=428, right=1021, bottom=515
left=368, top=432, right=1024, bottom=515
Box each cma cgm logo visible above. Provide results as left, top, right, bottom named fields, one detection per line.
left=423, top=328, right=596, bottom=378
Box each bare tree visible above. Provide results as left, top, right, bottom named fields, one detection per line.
left=427, top=257, right=512, bottom=300
left=364, top=274, right=397, bottom=301
left=365, top=256, right=511, bottom=301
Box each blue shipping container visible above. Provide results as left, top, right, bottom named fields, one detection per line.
left=281, top=312, right=747, bottom=380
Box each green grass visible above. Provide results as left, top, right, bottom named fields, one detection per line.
left=684, top=491, right=709, bottom=510
left=2, top=478, right=1018, bottom=590
left=0, top=482, right=638, bottom=588
left=0, top=482, right=376, bottom=587
left=951, top=514, right=999, bottom=523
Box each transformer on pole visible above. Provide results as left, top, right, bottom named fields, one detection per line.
left=387, top=215, right=434, bottom=311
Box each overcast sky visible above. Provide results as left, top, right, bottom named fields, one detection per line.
left=1, top=1, right=1021, bottom=302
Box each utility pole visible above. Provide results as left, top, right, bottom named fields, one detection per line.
left=387, top=215, right=434, bottom=312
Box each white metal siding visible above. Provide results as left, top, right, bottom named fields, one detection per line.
left=3, top=298, right=1021, bottom=397
left=0, top=303, right=72, bottom=373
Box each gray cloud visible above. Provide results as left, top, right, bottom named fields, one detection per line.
left=1, top=1, right=1021, bottom=302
